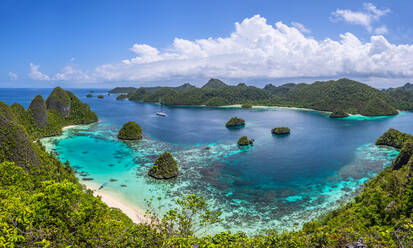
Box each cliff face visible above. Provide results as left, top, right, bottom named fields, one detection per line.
left=46, top=87, right=71, bottom=117
left=29, top=95, right=48, bottom=128
left=0, top=109, right=39, bottom=168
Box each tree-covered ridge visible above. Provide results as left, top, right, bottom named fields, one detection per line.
left=376, top=128, right=413, bottom=149
left=1, top=87, right=98, bottom=140
left=385, top=82, right=413, bottom=111
left=116, top=78, right=408, bottom=116
left=1, top=91, right=413, bottom=246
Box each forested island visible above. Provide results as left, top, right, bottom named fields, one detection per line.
left=1, top=86, right=412, bottom=246
left=109, top=78, right=413, bottom=116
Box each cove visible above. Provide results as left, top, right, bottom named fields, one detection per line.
left=3, top=89, right=413, bottom=235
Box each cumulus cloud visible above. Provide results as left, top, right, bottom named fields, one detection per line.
left=331, top=2, right=390, bottom=34
left=8, top=72, right=18, bottom=80
left=54, top=64, right=90, bottom=81
left=93, top=15, right=413, bottom=83
left=29, top=63, right=50, bottom=80
left=291, top=22, right=311, bottom=33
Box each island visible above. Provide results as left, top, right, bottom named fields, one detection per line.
left=148, top=152, right=179, bottom=179
left=118, top=121, right=143, bottom=140
left=329, top=110, right=349, bottom=118
left=28, top=95, right=48, bottom=128
left=375, top=128, right=413, bottom=149
left=109, top=78, right=410, bottom=116
left=1, top=88, right=413, bottom=246
left=238, top=136, right=254, bottom=146
left=97, top=95, right=104, bottom=99
left=86, top=93, right=93, bottom=98
left=116, top=94, right=128, bottom=100
left=226, top=117, right=245, bottom=128
left=272, top=127, right=290, bottom=135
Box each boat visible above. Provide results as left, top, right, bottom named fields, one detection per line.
left=98, top=182, right=107, bottom=190
left=156, top=112, right=168, bottom=117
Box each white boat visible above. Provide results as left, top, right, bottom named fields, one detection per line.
left=156, top=112, right=168, bottom=117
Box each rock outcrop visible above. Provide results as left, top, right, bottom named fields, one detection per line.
left=29, top=95, right=48, bottom=128
left=392, top=141, right=413, bottom=170
left=226, top=117, right=245, bottom=128
left=118, top=121, right=143, bottom=140
left=375, top=128, right=413, bottom=149
left=148, top=152, right=179, bottom=179
left=238, top=136, right=254, bottom=146
left=46, top=87, right=71, bottom=117
left=0, top=110, right=39, bottom=168
left=272, top=127, right=291, bottom=135
left=329, top=110, right=349, bottom=118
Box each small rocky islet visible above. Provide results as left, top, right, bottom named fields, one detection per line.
left=272, top=127, right=290, bottom=135
left=238, top=136, right=254, bottom=146
left=226, top=117, right=245, bottom=128
left=329, top=110, right=349, bottom=118
left=118, top=121, right=143, bottom=140
left=148, top=152, right=179, bottom=179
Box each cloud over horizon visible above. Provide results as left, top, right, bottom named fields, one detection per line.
left=94, top=14, right=413, bottom=84
left=27, top=11, right=413, bottom=87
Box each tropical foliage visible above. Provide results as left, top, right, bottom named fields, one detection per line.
left=118, top=121, right=143, bottom=140
left=119, top=78, right=410, bottom=116
left=1, top=89, right=413, bottom=246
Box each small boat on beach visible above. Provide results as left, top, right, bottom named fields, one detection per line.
left=98, top=182, right=107, bottom=190
left=156, top=112, right=168, bottom=117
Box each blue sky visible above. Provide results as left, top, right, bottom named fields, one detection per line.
left=1, top=0, right=412, bottom=88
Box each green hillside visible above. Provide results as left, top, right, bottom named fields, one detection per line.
left=119, top=78, right=404, bottom=116
left=1, top=87, right=412, bottom=246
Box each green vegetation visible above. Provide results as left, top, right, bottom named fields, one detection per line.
left=272, top=127, right=291, bottom=135
left=1, top=90, right=413, bottom=246
left=329, top=110, right=349, bottom=118
left=116, top=94, right=128, bottom=100
left=116, top=78, right=409, bottom=116
left=108, top=86, right=138, bottom=94
left=241, top=103, right=253, bottom=108
left=118, top=121, right=143, bottom=140
left=2, top=88, right=98, bottom=141
left=385, top=83, right=413, bottom=110
left=201, top=78, right=227, bottom=89
left=376, top=128, right=413, bottom=149
left=237, top=136, right=254, bottom=146
left=148, top=152, right=179, bottom=179
left=86, top=93, right=93, bottom=97
left=28, top=95, right=48, bottom=128
left=226, top=117, right=245, bottom=128
left=46, top=87, right=71, bottom=117
left=97, top=94, right=104, bottom=99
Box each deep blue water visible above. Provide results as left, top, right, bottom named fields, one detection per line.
left=1, top=88, right=412, bottom=234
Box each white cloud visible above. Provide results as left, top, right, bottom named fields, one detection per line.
left=53, top=64, right=91, bottom=81
left=27, top=15, right=413, bottom=86
left=29, top=63, right=50, bottom=80
left=374, top=25, right=388, bottom=35
left=291, top=22, right=311, bottom=33
left=8, top=72, right=18, bottom=80
left=331, top=3, right=390, bottom=33
left=93, top=15, right=413, bottom=83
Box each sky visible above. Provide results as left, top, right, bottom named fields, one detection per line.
left=1, top=0, right=413, bottom=88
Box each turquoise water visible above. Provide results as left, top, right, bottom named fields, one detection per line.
left=2, top=88, right=413, bottom=235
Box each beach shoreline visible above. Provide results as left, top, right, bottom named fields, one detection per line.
left=82, top=181, right=150, bottom=224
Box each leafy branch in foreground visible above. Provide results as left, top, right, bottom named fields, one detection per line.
left=145, top=193, right=222, bottom=238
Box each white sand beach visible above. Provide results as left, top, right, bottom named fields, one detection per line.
left=84, top=181, right=150, bottom=224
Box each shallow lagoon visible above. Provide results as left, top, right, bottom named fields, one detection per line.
left=2, top=88, right=413, bottom=234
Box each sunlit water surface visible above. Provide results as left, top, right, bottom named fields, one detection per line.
left=2, top=88, right=413, bottom=235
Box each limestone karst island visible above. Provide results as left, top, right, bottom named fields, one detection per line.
left=1, top=1, right=413, bottom=247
